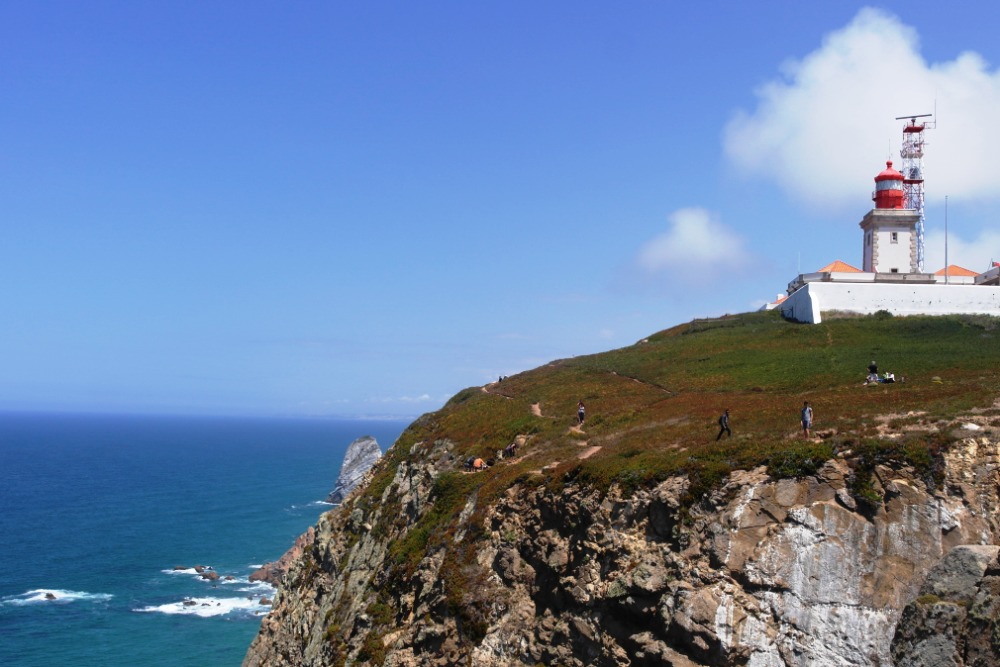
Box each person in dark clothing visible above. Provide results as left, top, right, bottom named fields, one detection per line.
left=577, top=401, right=586, bottom=425
left=868, top=360, right=878, bottom=375
left=716, top=409, right=732, bottom=440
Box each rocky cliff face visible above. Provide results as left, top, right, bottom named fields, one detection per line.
left=244, top=434, right=1000, bottom=667
left=891, top=544, right=1000, bottom=666
left=327, top=436, right=382, bottom=505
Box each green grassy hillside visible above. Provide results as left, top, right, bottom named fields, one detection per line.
left=366, top=310, right=1000, bottom=565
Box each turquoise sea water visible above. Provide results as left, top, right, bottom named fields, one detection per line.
left=0, top=412, right=408, bottom=667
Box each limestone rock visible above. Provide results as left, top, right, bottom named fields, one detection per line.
left=326, top=435, right=382, bottom=505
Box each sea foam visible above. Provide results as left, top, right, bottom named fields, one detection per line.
left=135, top=596, right=270, bottom=618
left=1, top=589, right=114, bottom=606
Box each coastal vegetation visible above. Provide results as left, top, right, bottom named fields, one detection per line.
left=368, top=310, right=998, bottom=522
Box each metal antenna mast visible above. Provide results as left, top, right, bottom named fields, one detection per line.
left=895, top=113, right=934, bottom=272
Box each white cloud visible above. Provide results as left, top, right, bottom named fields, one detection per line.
left=924, top=228, right=1000, bottom=273
left=366, top=393, right=435, bottom=404
left=724, top=7, right=1000, bottom=207
left=399, top=394, right=432, bottom=403
left=635, top=207, right=750, bottom=277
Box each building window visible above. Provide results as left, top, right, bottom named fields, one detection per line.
left=890, top=268, right=899, bottom=273
left=890, top=232, right=898, bottom=243
left=867, top=233, right=871, bottom=246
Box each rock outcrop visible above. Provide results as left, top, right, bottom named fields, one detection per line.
left=249, top=527, right=316, bottom=587
left=327, top=435, right=382, bottom=505
left=244, top=433, right=1000, bottom=667
left=891, top=545, right=1000, bottom=666
left=249, top=436, right=382, bottom=586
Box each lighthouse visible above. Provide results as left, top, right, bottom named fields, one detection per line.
left=859, top=160, right=921, bottom=274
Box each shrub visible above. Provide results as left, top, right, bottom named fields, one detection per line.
left=357, top=630, right=387, bottom=666
left=768, top=442, right=835, bottom=479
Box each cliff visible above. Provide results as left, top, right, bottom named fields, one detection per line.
left=250, top=436, right=383, bottom=586
left=244, top=311, right=1000, bottom=666
left=327, top=436, right=383, bottom=505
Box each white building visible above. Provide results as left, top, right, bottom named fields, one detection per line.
left=772, top=160, right=1000, bottom=324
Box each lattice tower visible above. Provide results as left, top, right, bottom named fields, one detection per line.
left=896, top=114, right=933, bottom=272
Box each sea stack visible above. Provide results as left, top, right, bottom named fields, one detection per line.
left=325, top=435, right=381, bottom=505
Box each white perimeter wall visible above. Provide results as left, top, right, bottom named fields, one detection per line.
left=780, top=282, right=1000, bottom=324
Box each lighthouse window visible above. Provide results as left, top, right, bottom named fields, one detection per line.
left=890, top=232, right=898, bottom=244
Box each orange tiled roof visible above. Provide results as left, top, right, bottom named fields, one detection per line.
left=817, top=260, right=862, bottom=273
left=934, top=264, right=979, bottom=277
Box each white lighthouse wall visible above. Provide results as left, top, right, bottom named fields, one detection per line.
left=872, top=226, right=915, bottom=273
left=780, top=282, right=1000, bottom=324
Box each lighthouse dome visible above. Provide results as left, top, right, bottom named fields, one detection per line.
left=875, top=160, right=904, bottom=183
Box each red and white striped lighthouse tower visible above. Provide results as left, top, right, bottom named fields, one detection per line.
left=859, top=159, right=921, bottom=274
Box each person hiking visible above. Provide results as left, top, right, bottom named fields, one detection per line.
left=801, top=401, right=813, bottom=438
left=577, top=401, right=586, bottom=425
left=716, top=409, right=732, bottom=441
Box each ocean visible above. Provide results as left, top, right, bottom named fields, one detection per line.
left=0, top=412, right=409, bottom=667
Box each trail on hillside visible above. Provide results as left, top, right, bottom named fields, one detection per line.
left=481, top=382, right=513, bottom=399
left=567, top=424, right=601, bottom=458
left=608, top=370, right=673, bottom=394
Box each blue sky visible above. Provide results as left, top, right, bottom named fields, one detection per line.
left=3, top=2, right=1000, bottom=417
